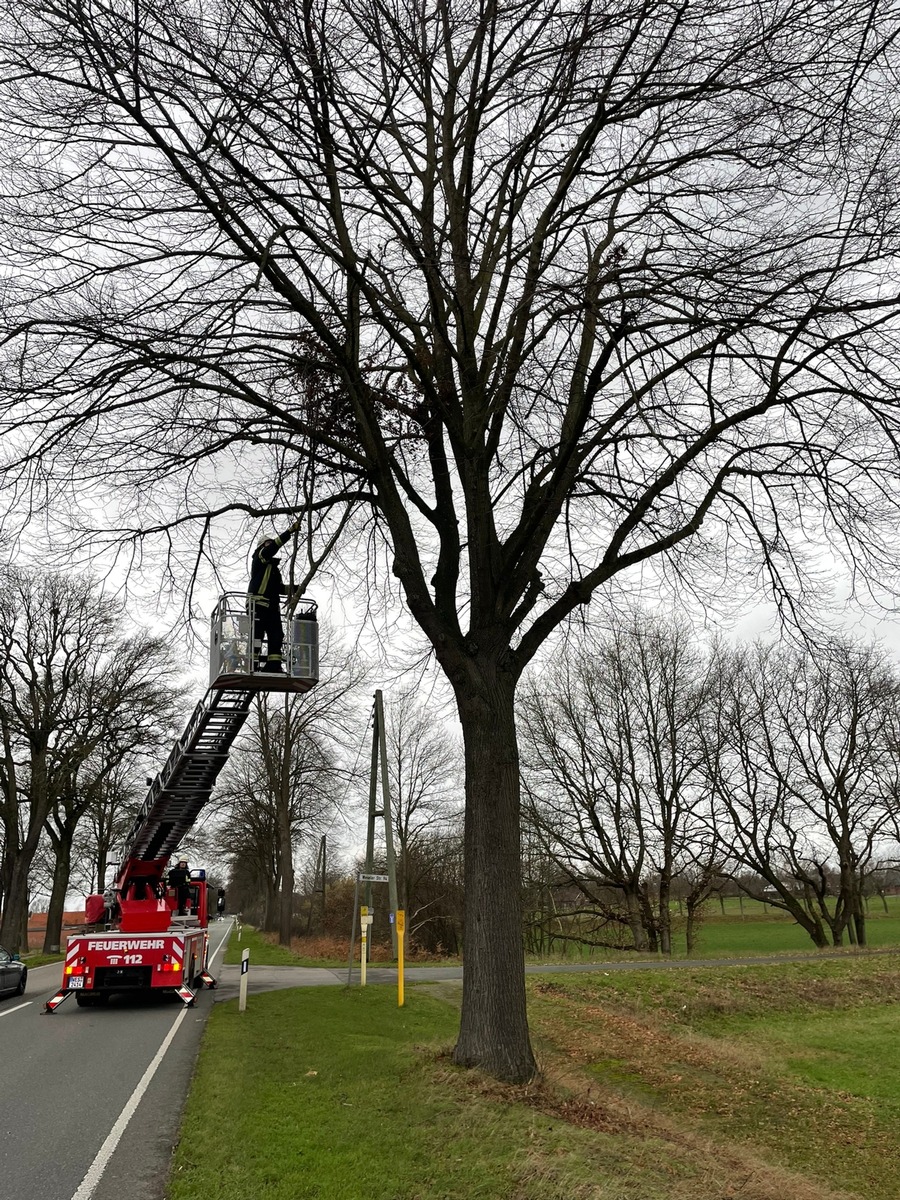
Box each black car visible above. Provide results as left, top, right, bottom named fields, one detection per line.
left=0, top=945, right=27, bottom=997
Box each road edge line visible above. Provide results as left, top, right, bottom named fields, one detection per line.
left=207, top=922, right=231, bottom=967
left=0, top=1001, right=31, bottom=1017
left=70, top=1005, right=190, bottom=1200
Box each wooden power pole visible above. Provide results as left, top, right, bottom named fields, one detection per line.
left=364, top=689, right=400, bottom=955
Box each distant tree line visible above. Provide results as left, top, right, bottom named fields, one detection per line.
left=519, top=610, right=900, bottom=954
left=4, top=572, right=894, bottom=965
left=0, top=567, right=182, bottom=952
left=246, top=611, right=900, bottom=963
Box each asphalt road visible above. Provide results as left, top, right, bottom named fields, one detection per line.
left=0, top=920, right=233, bottom=1200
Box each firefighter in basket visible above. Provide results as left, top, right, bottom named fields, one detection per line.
left=248, top=517, right=302, bottom=673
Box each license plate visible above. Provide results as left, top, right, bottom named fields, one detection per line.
left=69, top=976, right=84, bottom=989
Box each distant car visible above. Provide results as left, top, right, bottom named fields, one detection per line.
left=0, top=945, right=27, bottom=998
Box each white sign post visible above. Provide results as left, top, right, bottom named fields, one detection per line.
left=238, top=947, right=250, bottom=1012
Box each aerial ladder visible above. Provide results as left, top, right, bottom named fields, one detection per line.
left=44, top=595, right=318, bottom=1012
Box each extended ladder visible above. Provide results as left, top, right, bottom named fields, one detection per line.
left=121, top=688, right=253, bottom=864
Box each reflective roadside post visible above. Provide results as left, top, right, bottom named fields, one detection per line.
left=239, top=947, right=249, bottom=1012
left=360, top=906, right=372, bottom=986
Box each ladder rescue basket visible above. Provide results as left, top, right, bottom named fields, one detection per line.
left=209, top=593, right=319, bottom=694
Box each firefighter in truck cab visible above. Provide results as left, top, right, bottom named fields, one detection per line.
left=167, top=860, right=191, bottom=915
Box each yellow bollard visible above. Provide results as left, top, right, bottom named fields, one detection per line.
left=396, top=910, right=405, bottom=1007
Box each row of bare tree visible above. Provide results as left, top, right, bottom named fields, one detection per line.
left=0, top=568, right=183, bottom=952
left=222, top=613, right=900, bottom=964
left=519, top=611, right=900, bottom=955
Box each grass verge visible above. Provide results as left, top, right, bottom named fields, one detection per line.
left=169, top=986, right=739, bottom=1200
left=222, top=924, right=313, bottom=967
left=22, top=951, right=64, bottom=967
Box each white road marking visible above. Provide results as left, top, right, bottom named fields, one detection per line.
left=0, top=1001, right=32, bottom=1017
left=70, top=1004, right=190, bottom=1200
left=207, top=922, right=232, bottom=966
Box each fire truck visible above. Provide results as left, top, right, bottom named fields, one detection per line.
left=44, top=595, right=318, bottom=1013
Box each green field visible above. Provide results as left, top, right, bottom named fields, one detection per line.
left=231, top=899, right=900, bottom=979
left=169, top=954, right=900, bottom=1200
left=528, top=954, right=900, bottom=1199
left=530, top=894, right=900, bottom=961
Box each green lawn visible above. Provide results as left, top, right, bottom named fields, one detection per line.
left=168, top=987, right=694, bottom=1200
left=528, top=954, right=900, bottom=1200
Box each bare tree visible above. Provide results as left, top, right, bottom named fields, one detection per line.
left=4, top=0, right=900, bottom=1076
left=0, top=569, right=120, bottom=950
left=0, top=569, right=182, bottom=951
left=521, top=610, right=716, bottom=953
left=707, top=638, right=900, bottom=947
left=381, top=686, right=462, bottom=947
left=40, top=632, right=182, bottom=951
left=215, top=636, right=363, bottom=942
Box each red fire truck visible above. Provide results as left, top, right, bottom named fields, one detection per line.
left=44, top=595, right=318, bottom=1013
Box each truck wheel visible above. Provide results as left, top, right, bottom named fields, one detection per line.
left=75, top=993, right=93, bottom=1007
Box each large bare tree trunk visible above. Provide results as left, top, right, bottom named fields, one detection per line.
left=0, top=754, right=49, bottom=952
left=452, top=669, right=536, bottom=1083
left=44, top=827, right=73, bottom=953
left=1, top=855, right=33, bottom=953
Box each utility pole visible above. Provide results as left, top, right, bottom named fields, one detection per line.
left=364, top=689, right=400, bottom=955
left=305, top=834, right=327, bottom=936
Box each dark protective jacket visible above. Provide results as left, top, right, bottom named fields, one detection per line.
left=167, top=865, right=189, bottom=889
left=248, top=524, right=296, bottom=608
